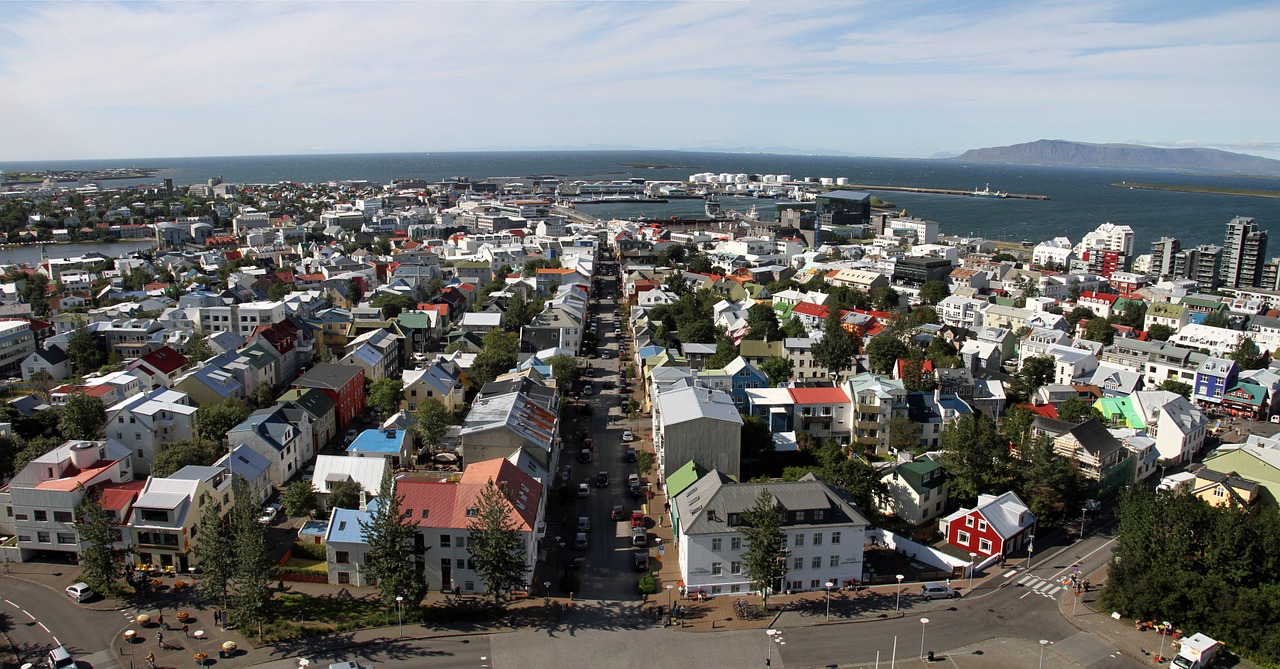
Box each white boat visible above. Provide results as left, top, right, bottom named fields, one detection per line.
left=970, top=183, right=1008, bottom=198
left=705, top=193, right=723, bottom=218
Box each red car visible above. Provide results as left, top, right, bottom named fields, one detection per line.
left=631, top=511, right=645, bottom=528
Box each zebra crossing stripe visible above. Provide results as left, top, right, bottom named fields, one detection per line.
left=1044, top=586, right=1062, bottom=596
left=1016, top=575, right=1034, bottom=586
left=1033, top=580, right=1054, bottom=593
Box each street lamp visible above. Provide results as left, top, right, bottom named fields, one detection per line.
left=895, top=574, right=905, bottom=612
left=824, top=581, right=834, bottom=622
left=1157, top=621, right=1172, bottom=662
left=1039, top=639, right=1050, bottom=669
left=919, top=617, right=929, bottom=660
left=968, top=552, right=977, bottom=592
left=766, top=628, right=784, bottom=667
left=395, top=595, right=404, bottom=638
left=1027, top=534, right=1036, bottom=569
left=665, top=584, right=674, bottom=625
left=1080, top=506, right=1088, bottom=538
left=543, top=580, right=551, bottom=599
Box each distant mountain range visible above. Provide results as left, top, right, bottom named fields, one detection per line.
left=948, top=139, right=1280, bottom=176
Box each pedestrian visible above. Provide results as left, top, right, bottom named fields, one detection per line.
left=183, top=623, right=189, bottom=638
left=213, top=609, right=220, bottom=627
left=156, top=631, right=164, bottom=648
left=158, top=613, right=165, bottom=628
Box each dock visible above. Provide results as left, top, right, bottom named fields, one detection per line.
left=842, top=183, right=1050, bottom=200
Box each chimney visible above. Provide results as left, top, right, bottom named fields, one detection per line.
left=358, top=490, right=368, bottom=512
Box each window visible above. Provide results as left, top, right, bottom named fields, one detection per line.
left=37, top=531, right=51, bottom=543
left=979, top=539, right=993, bottom=553
left=456, top=559, right=466, bottom=568
left=793, top=557, right=804, bottom=569
left=440, top=534, right=451, bottom=547
left=54, top=511, right=73, bottom=523
left=957, top=530, right=970, bottom=545
left=57, top=533, right=77, bottom=544
left=731, top=584, right=742, bottom=593
left=336, top=551, right=350, bottom=564
left=338, top=572, right=350, bottom=584
left=831, top=532, right=841, bottom=545
left=730, top=561, right=741, bottom=575
left=711, top=562, right=722, bottom=575
left=813, top=532, right=823, bottom=546
left=810, top=579, right=822, bottom=588
left=33, top=510, right=47, bottom=522
left=1213, top=488, right=1226, bottom=498
left=711, top=538, right=722, bottom=551
left=965, top=516, right=974, bottom=527
left=807, top=556, right=819, bottom=569
left=977, top=519, right=987, bottom=532
left=712, top=586, right=722, bottom=595
left=813, top=509, right=824, bottom=520
left=830, top=555, right=840, bottom=568
left=731, top=537, right=742, bottom=551
left=793, top=534, right=804, bottom=547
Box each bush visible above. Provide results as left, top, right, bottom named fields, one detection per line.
left=291, top=541, right=327, bottom=561
left=637, top=572, right=658, bottom=596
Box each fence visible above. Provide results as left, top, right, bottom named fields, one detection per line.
left=870, top=528, right=972, bottom=575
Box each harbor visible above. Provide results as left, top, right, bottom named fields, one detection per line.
left=838, top=182, right=1050, bottom=200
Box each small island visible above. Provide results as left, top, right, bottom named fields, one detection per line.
left=622, top=162, right=693, bottom=170
left=2, top=167, right=162, bottom=185
left=1109, top=182, right=1280, bottom=199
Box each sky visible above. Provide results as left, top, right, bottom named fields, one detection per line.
left=0, top=0, right=1277, bottom=162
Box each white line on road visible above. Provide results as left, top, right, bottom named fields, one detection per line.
left=22, top=609, right=34, bottom=619
left=38, top=622, right=49, bottom=632
left=1002, top=569, right=1019, bottom=579
left=52, top=636, right=60, bottom=646
left=3, top=599, right=17, bottom=608
left=1048, top=537, right=1117, bottom=581
left=1016, top=575, right=1033, bottom=586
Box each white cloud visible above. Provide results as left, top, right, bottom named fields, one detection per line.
left=0, top=0, right=1275, bottom=160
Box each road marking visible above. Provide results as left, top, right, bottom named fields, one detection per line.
left=1003, top=569, right=1019, bottom=579
left=22, top=609, right=34, bottom=619
left=38, top=622, right=50, bottom=633
left=1016, top=575, right=1033, bottom=586
left=1048, top=537, right=1117, bottom=581
left=3, top=599, right=17, bottom=608
left=52, top=636, right=60, bottom=646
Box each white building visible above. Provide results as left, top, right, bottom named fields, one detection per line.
left=106, top=388, right=198, bottom=476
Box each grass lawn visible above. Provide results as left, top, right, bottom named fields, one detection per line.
left=282, top=557, right=328, bottom=573
left=275, top=593, right=384, bottom=623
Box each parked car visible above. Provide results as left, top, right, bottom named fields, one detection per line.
left=46, top=646, right=75, bottom=669
left=611, top=505, right=626, bottom=521
left=65, top=582, right=94, bottom=602
left=595, top=471, right=610, bottom=488
left=574, top=532, right=589, bottom=550
left=344, top=428, right=358, bottom=443
left=577, top=516, right=591, bottom=532
left=622, top=430, right=634, bottom=442
left=579, top=448, right=593, bottom=463
left=566, top=557, right=586, bottom=570
left=920, top=583, right=960, bottom=600
left=625, top=448, right=637, bottom=462
left=633, top=550, right=650, bottom=572
left=631, top=511, right=645, bottom=528
left=631, top=526, right=648, bottom=547
left=582, top=384, right=594, bottom=396
left=577, top=483, right=590, bottom=498
left=257, top=503, right=281, bottom=525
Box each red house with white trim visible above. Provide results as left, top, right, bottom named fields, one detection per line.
left=938, top=491, right=1036, bottom=558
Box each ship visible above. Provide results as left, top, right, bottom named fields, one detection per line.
left=970, top=183, right=1009, bottom=198
left=704, top=193, right=723, bottom=218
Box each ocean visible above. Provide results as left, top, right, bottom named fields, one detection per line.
left=4, top=150, right=1280, bottom=252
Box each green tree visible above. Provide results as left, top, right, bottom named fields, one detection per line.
left=150, top=438, right=223, bottom=477
left=1018, top=356, right=1056, bottom=399
left=249, top=380, right=275, bottom=408
left=60, top=393, right=106, bottom=441
left=186, top=329, right=213, bottom=363
left=885, top=415, right=922, bottom=455
left=811, top=315, right=858, bottom=374
left=739, top=488, right=787, bottom=612
left=796, top=440, right=891, bottom=515
left=18, top=271, right=50, bottom=317
left=547, top=354, right=580, bottom=389
left=1001, top=404, right=1035, bottom=449
left=1156, top=379, right=1192, bottom=399
left=67, top=318, right=103, bottom=374
left=194, top=495, right=234, bottom=607
left=704, top=336, right=739, bottom=370
left=413, top=398, right=453, bottom=452
left=918, top=280, right=950, bottom=306
left=1147, top=323, right=1174, bottom=341
left=327, top=480, right=362, bottom=510
left=1057, top=396, right=1102, bottom=424
left=758, top=356, right=794, bottom=386
left=1083, top=318, right=1114, bottom=345
left=1202, top=311, right=1230, bottom=329
left=367, top=378, right=404, bottom=415
left=281, top=480, right=318, bottom=518
left=746, top=303, right=782, bottom=341
left=865, top=335, right=908, bottom=375
left=361, top=471, right=427, bottom=607
left=467, top=480, right=529, bottom=604
left=195, top=398, right=252, bottom=442
left=739, top=414, right=775, bottom=461
left=229, top=477, right=275, bottom=639
left=468, top=330, right=519, bottom=389
left=871, top=285, right=900, bottom=312
left=267, top=282, right=294, bottom=301
left=73, top=484, right=129, bottom=594
left=780, top=316, right=807, bottom=339
left=370, top=293, right=416, bottom=319
left=1065, top=306, right=1097, bottom=328
left=1015, top=434, right=1089, bottom=528
left=666, top=271, right=691, bottom=296
left=900, top=355, right=936, bottom=392
left=938, top=414, right=1015, bottom=504
left=1230, top=335, right=1269, bottom=371
left=1114, top=300, right=1147, bottom=330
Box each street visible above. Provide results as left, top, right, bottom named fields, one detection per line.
left=2, top=576, right=123, bottom=669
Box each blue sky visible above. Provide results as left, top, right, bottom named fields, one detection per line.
left=0, top=0, right=1276, bottom=162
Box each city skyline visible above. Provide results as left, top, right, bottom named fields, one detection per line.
left=0, top=0, right=1277, bottom=162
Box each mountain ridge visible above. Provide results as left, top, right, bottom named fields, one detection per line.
left=948, top=139, right=1280, bottom=176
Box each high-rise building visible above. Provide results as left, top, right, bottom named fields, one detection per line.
left=1151, top=237, right=1182, bottom=278
left=1220, top=216, right=1267, bottom=288
left=1172, top=244, right=1222, bottom=290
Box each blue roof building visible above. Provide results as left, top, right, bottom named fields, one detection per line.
left=347, top=428, right=414, bottom=467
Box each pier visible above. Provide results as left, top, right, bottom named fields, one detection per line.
left=841, top=183, right=1050, bottom=200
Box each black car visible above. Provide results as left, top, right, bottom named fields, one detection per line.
left=625, top=449, right=637, bottom=463
left=633, top=550, right=649, bottom=572
left=595, top=471, right=610, bottom=488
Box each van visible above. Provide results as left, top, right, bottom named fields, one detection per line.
left=47, top=646, right=75, bottom=669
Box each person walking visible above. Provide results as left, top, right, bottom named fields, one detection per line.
left=156, top=631, right=164, bottom=649
left=183, top=623, right=190, bottom=638
left=213, top=609, right=220, bottom=627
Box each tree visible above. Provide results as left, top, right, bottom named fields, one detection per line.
left=229, top=476, right=274, bottom=639
left=468, top=330, right=519, bottom=389
left=361, top=470, right=427, bottom=607
left=871, top=285, right=900, bottom=312
left=739, top=414, right=775, bottom=461
left=1015, top=434, right=1089, bottom=528
left=900, top=355, right=936, bottom=392
left=739, top=488, right=787, bottom=612
left=885, top=416, right=922, bottom=455
left=370, top=293, right=416, bottom=319
left=759, top=356, right=794, bottom=387
left=60, top=393, right=106, bottom=441
left=150, top=438, right=223, bottom=477
left=73, top=484, right=128, bottom=594
left=1115, top=300, right=1147, bottom=330
left=194, top=494, right=234, bottom=607
left=367, top=378, right=404, bottom=415
left=918, top=280, right=950, bottom=306
left=413, top=398, right=453, bottom=452
left=249, top=380, right=275, bottom=408
left=186, top=329, right=213, bottom=363
left=938, top=414, right=1015, bottom=504
left=282, top=480, right=318, bottom=518
left=1065, top=306, right=1097, bottom=328
left=267, top=282, right=294, bottom=301
left=195, top=398, right=252, bottom=442
left=1058, top=396, right=1102, bottom=424
left=704, top=336, right=739, bottom=370
left=746, top=303, right=781, bottom=341
left=666, top=271, right=691, bottom=296
left=1001, top=404, right=1035, bottom=449
left=327, top=480, right=362, bottom=510
left=467, top=480, right=529, bottom=604
left=346, top=278, right=364, bottom=305
left=1147, top=324, right=1174, bottom=341
left=1018, top=356, right=1056, bottom=398
left=801, top=440, right=891, bottom=514
left=17, top=270, right=50, bottom=317
left=547, top=354, right=580, bottom=389
left=1156, top=379, right=1192, bottom=399
left=1202, top=311, right=1230, bottom=329
left=811, top=315, right=858, bottom=374
left=1083, top=318, right=1114, bottom=345
left=780, top=316, right=807, bottom=339
left=865, top=335, right=908, bottom=375
left=67, top=318, right=103, bottom=374
left=1230, top=335, right=1269, bottom=371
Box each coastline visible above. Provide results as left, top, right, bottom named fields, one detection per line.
left=1109, top=182, right=1280, bottom=199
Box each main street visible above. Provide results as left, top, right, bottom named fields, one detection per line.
left=2, top=576, right=124, bottom=669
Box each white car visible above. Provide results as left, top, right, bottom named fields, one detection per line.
left=258, top=502, right=281, bottom=525
left=65, top=582, right=94, bottom=602
left=577, top=483, right=590, bottom=498
left=622, top=430, right=634, bottom=442
left=920, top=583, right=960, bottom=600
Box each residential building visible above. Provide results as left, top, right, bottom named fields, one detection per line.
left=401, top=360, right=465, bottom=414
left=1194, top=357, right=1238, bottom=407
left=227, top=404, right=315, bottom=486
left=126, top=346, right=191, bottom=390
left=1094, top=391, right=1209, bottom=464
left=880, top=457, right=949, bottom=526
left=129, top=464, right=234, bottom=570
left=673, top=471, right=870, bottom=596
left=0, top=320, right=37, bottom=375
left=310, top=454, right=388, bottom=511
left=845, top=374, right=909, bottom=454
left=21, top=345, right=70, bottom=382
left=346, top=429, right=415, bottom=467
left=938, top=491, right=1036, bottom=559
left=1220, top=216, right=1268, bottom=289
left=277, top=387, right=338, bottom=456
left=293, top=363, right=366, bottom=428
left=653, top=386, right=743, bottom=482
left=342, top=328, right=403, bottom=383
left=458, top=389, right=559, bottom=469
left=106, top=389, right=198, bottom=476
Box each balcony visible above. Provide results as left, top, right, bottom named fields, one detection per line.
left=855, top=403, right=879, bottom=414
left=854, top=420, right=878, bottom=431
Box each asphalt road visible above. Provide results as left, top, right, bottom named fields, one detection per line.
left=1, top=576, right=123, bottom=669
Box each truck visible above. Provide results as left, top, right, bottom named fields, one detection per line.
left=1170, top=633, right=1220, bottom=669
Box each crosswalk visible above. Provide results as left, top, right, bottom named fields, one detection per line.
left=1012, top=571, right=1069, bottom=599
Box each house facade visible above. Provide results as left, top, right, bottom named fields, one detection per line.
left=938, top=491, right=1036, bottom=559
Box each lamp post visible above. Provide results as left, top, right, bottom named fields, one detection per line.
left=824, top=581, right=834, bottom=622
left=1080, top=506, right=1088, bottom=538
left=919, top=617, right=929, bottom=660
left=895, top=574, right=905, bottom=612
left=665, top=584, right=673, bottom=625
left=1027, top=534, right=1036, bottom=569
left=1157, top=621, right=1172, bottom=661
left=968, top=552, right=977, bottom=592
left=395, top=596, right=404, bottom=638
left=1039, top=639, right=1050, bottom=669
left=766, top=628, right=783, bottom=667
